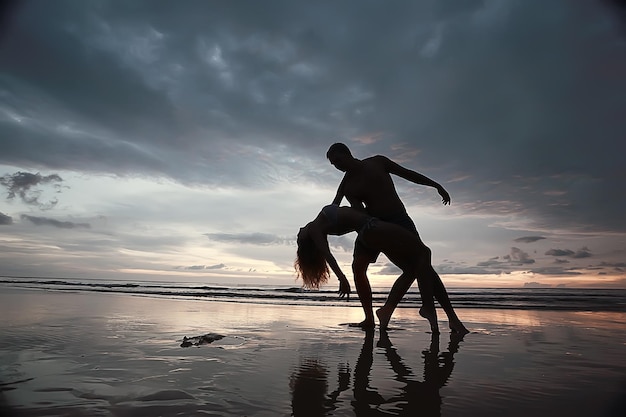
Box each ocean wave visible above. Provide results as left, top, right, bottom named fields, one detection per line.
left=1, top=277, right=624, bottom=312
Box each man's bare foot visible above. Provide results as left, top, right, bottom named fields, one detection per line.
left=348, top=320, right=375, bottom=329
left=419, top=306, right=440, bottom=334
left=375, top=307, right=392, bottom=330
left=449, top=320, right=470, bottom=335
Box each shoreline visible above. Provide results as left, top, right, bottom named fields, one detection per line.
left=1, top=281, right=624, bottom=313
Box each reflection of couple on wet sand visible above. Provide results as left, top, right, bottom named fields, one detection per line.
left=295, top=143, right=468, bottom=334
left=291, top=331, right=462, bottom=416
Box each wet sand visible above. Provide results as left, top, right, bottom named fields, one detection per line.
left=0, top=287, right=624, bottom=416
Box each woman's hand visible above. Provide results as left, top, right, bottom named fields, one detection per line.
left=338, top=274, right=351, bottom=301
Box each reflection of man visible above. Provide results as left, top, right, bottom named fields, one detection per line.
left=379, top=331, right=461, bottom=416
left=327, top=143, right=452, bottom=328
left=352, top=330, right=462, bottom=415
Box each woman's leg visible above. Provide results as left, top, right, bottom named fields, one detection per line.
left=376, top=271, right=414, bottom=330
left=351, top=255, right=375, bottom=328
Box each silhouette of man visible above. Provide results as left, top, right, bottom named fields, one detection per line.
left=327, top=142, right=455, bottom=328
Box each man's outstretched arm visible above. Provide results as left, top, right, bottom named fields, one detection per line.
left=381, top=156, right=451, bottom=205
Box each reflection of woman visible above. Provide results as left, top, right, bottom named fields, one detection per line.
left=295, top=205, right=467, bottom=334
left=352, top=330, right=386, bottom=416
left=289, top=358, right=350, bottom=416
left=289, top=359, right=328, bottom=416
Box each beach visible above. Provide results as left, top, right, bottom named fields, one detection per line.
left=1, top=287, right=625, bottom=416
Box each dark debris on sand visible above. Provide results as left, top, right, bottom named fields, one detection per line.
left=180, top=333, right=225, bottom=347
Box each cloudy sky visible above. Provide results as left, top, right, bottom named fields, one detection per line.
left=1, top=0, right=625, bottom=289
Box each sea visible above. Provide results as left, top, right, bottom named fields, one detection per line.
left=1, top=276, right=624, bottom=312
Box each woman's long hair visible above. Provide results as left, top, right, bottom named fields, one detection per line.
left=294, top=234, right=329, bottom=289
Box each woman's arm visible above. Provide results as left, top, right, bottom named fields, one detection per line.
left=308, top=223, right=351, bottom=299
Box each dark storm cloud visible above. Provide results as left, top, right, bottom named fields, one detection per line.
left=572, top=247, right=593, bottom=259
left=504, top=248, right=535, bottom=265
left=0, top=1, right=178, bottom=136
left=440, top=252, right=593, bottom=277
left=443, top=248, right=536, bottom=275
left=477, top=256, right=504, bottom=268
left=21, top=214, right=90, bottom=229
left=545, top=247, right=593, bottom=258
left=514, top=236, right=546, bottom=243
left=599, top=261, right=626, bottom=269
left=327, top=235, right=355, bottom=253
left=1, top=0, right=625, bottom=232
left=379, top=263, right=402, bottom=275
left=0, top=212, right=12, bottom=225
left=0, top=171, right=63, bottom=209
left=528, top=266, right=582, bottom=276
left=546, top=249, right=576, bottom=257
left=0, top=0, right=19, bottom=41
left=437, top=259, right=500, bottom=275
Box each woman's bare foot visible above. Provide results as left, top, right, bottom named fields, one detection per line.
left=375, top=307, right=392, bottom=330
left=419, top=306, right=440, bottom=334
left=449, top=320, right=470, bottom=335
left=348, top=320, right=375, bottom=329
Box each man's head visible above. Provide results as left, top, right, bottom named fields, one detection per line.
left=326, top=143, right=354, bottom=172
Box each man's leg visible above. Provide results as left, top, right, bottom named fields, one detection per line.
left=410, top=241, right=467, bottom=334
left=392, top=216, right=468, bottom=334
left=351, top=254, right=375, bottom=328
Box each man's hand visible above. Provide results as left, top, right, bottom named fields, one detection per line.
left=437, top=186, right=451, bottom=205
left=338, top=275, right=351, bottom=301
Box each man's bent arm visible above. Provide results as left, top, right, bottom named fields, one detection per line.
left=331, top=176, right=346, bottom=205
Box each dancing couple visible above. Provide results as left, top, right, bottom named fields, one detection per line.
left=295, top=143, right=468, bottom=334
